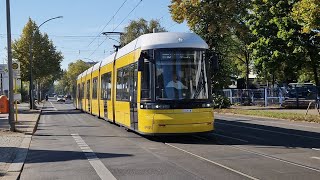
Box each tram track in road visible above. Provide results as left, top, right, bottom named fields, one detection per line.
left=47, top=103, right=320, bottom=179
left=215, top=121, right=320, bottom=141
left=151, top=131, right=320, bottom=180
left=215, top=119, right=320, bottom=154
left=191, top=133, right=320, bottom=174
left=151, top=135, right=260, bottom=180
left=165, top=142, right=260, bottom=180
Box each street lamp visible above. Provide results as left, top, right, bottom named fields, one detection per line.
left=29, top=16, right=63, bottom=109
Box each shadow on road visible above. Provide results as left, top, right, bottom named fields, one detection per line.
left=0, top=147, right=132, bottom=164
left=38, top=105, right=320, bottom=150
left=41, top=110, right=83, bottom=115
left=144, top=119, right=320, bottom=149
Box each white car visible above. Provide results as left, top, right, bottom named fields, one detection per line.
left=57, top=95, right=65, bottom=102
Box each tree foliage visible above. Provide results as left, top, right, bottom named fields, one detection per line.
left=56, top=60, right=91, bottom=95
left=12, top=18, right=63, bottom=83
left=120, top=18, right=166, bottom=46
left=292, top=0, right=320, bottom=34
left=169, top=0, right=251, bottom=89
left=247, top=0, right=319, bottom=86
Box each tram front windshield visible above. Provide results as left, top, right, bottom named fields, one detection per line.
left=155, top=49, right=208, bottom=101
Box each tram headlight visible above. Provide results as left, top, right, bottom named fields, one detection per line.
left=202, top=103, right=212, bottom=108
left=140, top=103, right=170, bottom=109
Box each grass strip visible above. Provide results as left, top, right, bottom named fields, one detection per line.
left=214, top=109, right=320, bottom=123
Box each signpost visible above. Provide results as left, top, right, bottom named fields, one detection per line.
left=12, top=61, right=20, bottom=121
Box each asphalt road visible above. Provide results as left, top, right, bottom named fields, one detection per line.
left=20, top=100, right=320, bottom=180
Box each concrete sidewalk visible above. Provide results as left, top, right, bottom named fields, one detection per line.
left=0, top=102, right=43, bottom=180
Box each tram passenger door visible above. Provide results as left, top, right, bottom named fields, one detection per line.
left=77, top=84, right=81, bottom=109
left=130, top=63, right=138, bottom=130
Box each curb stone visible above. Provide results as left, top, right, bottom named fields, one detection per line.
left=214, top=112, right=320, bottom=124
left=2, top=104, right=43, bottom=180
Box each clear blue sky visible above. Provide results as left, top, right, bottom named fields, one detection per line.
left=0, top=0, right=190, bottom=70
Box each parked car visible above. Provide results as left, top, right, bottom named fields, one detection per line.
left=287, top=83, right=316, bottom=99
left=57, top=95, right=65, bottom=102
left=65, top=94, right=72, bottom=100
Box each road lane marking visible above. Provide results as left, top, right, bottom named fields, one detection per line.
left=193, top=135, right=320, bottom=173
left=312, top=148, right=320, bottom=151
left=311, top=157, right=320, bottom=160
left=230, top=145, right=320, bottom=173
left=216, top=122, right=320, bottom=141
left=71, top=133, right=116, bottom=180
left=49, top=101, right=58, bottom=111
left=165, top=143, right=259, bottom=180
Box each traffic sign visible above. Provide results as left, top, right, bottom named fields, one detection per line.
left=12, top=62, right=18, bottom=70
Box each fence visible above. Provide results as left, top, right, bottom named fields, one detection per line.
left=219, top=86, right=320, bottom=108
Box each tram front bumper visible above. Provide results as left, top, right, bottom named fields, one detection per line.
left=139, top=109, right=214, bottom=134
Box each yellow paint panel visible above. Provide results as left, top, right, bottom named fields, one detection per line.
left=115, top=51, right=136, bottom=68
left=114, top=101, right=130, bottom=127
left=99, top=100, right=104, bottom=118
left=91, top=99, right=99, bottom=116
left=107, top=101, right=113, bottom=120
left=138, top=109, right=154, bottom=133
left=138, top=109, right=214, bottom=134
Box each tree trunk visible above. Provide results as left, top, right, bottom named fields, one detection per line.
left=37, top=81, right=40, bottom=104
left=245, top=52, right=250, bottom=89
left=312, top=64, right=319, bottom=86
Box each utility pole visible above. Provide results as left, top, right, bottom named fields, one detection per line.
left=6, top=0, right=15, bottom=131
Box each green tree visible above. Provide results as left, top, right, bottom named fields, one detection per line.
left=12, top=18, right=63, bottom=99
left=120, top=18, right=166, bottom=46
left=247, top=0, right=319, bottom=86
left=56, top=60, right=91, bottom=96
left=292, top=0, right=320, bottom=86
left=292, top=0, right=320, bottom=34
left=169, top=0, right=251, bottom=89
left=54, top=71, right=68, bottom=95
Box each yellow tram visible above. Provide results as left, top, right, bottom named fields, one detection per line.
left=76, top=32, right=214, bottom=135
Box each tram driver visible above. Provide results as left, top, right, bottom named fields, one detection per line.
left=166, top=74, right=188, bottom=90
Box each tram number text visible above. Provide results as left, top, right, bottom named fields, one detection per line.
left=182, top=109, right=192, bottom=113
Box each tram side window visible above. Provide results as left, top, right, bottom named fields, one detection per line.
left=101, top=73, right=111, bottom=100
left=81, top=83, right=85, bottom=99
left=129, top=63, right=138, bottom=102
left=141, top=62, right=151, bottom=100
left=116, top=69, right=123, bottom=100
left=122, top=66, right=130, bottom=101
left=92, top=77, right=98, bottom=99
left=106, top=73, right=111, bottom=100
left=86, top=80, right=90, bottom=99
left=77, top=84, right=79, bottom=98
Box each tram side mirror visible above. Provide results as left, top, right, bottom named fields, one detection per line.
left=138, top=54, right=145, bottom=71
left=205, top=50, right=219, bottom=70
left=209, top=54, right=219, bottom=70
left=138, top=52, right=149, bottom=71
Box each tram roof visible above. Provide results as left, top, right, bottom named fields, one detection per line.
left=92, top=61, right=102, bottom=72
left=77, top=32, right=208, bottom=79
